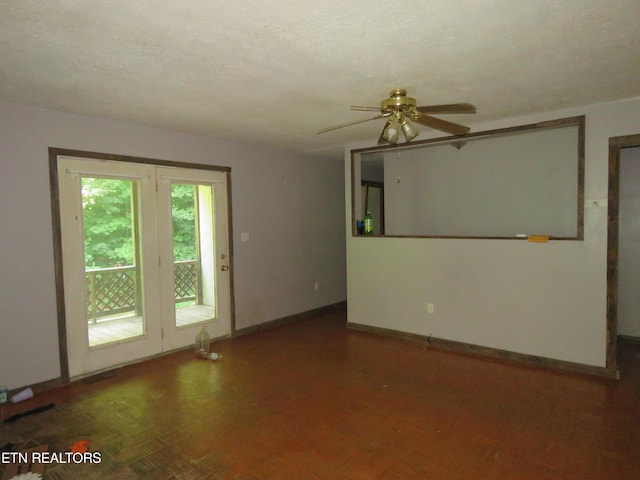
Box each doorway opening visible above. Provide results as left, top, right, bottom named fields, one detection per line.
left=607, top=134, right=640, bottom=373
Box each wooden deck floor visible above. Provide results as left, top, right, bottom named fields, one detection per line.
left=89, top=305, right=216, bottom=346
left=2, top=306, right=640, bottom=479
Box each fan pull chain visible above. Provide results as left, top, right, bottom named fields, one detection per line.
left=396, top=144, right=401, bottom=183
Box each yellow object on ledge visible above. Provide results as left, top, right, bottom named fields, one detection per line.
left=527, top=235, right=550, bottom=243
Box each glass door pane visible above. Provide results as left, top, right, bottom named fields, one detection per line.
left=171, top=183, right=216, bottom=327
left=82, top=177, right=144, bottom=347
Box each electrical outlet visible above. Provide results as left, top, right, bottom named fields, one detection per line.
left=427, top=303, right=434, bottom=314
left=314, top=282, right=320, bottom=291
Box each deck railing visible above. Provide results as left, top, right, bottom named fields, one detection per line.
left=86, top=260, right=200, bottom=323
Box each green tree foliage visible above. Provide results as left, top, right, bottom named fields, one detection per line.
left=171, top=184, right=197, bottom=262
left=81, top=178, right=197, bottom=269
left=82, top=178, right=134, bottom=269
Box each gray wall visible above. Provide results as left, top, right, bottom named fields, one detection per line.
left=381, top=125, right=579, bottom=237
left=0, top=102, right=346, bottom=390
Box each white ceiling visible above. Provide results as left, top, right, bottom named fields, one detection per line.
left=1, top=1, right=639, bottom=158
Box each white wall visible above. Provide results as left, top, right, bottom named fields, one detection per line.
left=0, top=102, right=346, bottom=390
left=619, top=146, right=640, bottom=336
left=345, top=97, right=640, bottom=368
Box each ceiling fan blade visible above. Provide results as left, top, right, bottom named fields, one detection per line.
left=317, top=114, right=387, bottom=134
left=416, top=103, right=477, bottom=114
left=350, top=105, right=381, bottom=112
left=377, top=120, right=391, bottom=145
left=414, top=114, right=470, bottom=135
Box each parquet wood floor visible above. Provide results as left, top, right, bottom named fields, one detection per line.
left=2, top=307, right=639, bottom=479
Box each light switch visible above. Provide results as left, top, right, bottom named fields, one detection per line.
left=241, top=232, right=250, bottom=242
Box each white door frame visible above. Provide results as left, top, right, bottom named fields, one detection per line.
left=57, top=157, right=163, bottom=379
left=156, top=166, right=232, bottom=351
left=49, top=148, right=235, bottom=382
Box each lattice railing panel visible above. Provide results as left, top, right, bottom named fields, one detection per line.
left=87, top=266, right=137, bottom=321
left=174, top=260, right=198, bottom=302
left=86, top=260, right=200, bottom=323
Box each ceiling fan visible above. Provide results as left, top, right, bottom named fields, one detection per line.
left=317, top=88, right=476, bottom=144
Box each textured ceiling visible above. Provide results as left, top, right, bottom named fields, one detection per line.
left=1, top=1, right=639, bottom=158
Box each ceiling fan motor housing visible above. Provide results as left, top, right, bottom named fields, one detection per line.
left=380, top=88, right=417, bottom=115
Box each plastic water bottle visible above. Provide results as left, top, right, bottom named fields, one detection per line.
left=0, top=384, right=8, bottom=405
left=195, top=327, right=210, bottom=359
left=364, top=211, right=374, bottom=235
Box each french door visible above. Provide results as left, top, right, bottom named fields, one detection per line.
left=56, top=156, right=231, bottom=379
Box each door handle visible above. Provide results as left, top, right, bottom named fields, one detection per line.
left=221, top=265, right=229, bottom=271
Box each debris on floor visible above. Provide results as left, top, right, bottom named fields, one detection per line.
left=3, top=404, right=55, bottom=424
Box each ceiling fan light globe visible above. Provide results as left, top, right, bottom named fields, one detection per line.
left=401, top=119, right=419, bottom=141
left=383, top=122, right=400, bottom=143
